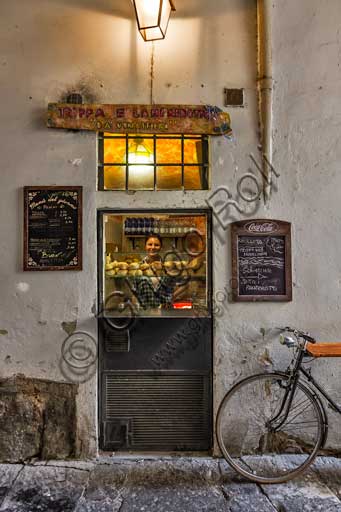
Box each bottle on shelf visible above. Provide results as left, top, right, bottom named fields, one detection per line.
left=137, top=218, right=143, bottom=235
left=160, top=220, right=165, bottom=235
left=143, top=218, right=149, bottom=235
left=164, top=219, right=169, bottom=235
left=154, top=218, right=160, bottom=234
left=131, top=218, right=137, bottom=235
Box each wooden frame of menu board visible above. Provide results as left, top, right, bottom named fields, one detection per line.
left=24, top=186, right=82, bottom=271
left=231, top=219, right=292, bottom=302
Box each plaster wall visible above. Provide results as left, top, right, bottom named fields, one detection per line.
left=0, top=0, right=341, bottom=456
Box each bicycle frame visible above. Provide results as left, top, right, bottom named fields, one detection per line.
left=300, top=366, right=341, bottom=414
left=268, top=344, right=341, bottom=438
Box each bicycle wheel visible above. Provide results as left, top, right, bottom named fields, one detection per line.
left=216, top=372, right=324, bottom=483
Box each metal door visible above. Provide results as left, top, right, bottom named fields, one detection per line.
left=98, top=209, right=212, bottom=451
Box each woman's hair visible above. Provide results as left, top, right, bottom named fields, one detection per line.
left=145, top=234, right=162, bottom=248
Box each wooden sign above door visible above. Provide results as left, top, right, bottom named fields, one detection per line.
left=47, top=103, right=232, bottom=136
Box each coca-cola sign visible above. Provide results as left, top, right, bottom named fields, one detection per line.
left=231, top=219, right=292, bottom=302
left=245, top=221, right=278, bottom=233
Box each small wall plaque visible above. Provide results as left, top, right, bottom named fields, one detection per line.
left=224, top=88, right=244, bottom=107
left=24, top=186, right=82, bottom=271
left=231, top=219, right=292, bottom=302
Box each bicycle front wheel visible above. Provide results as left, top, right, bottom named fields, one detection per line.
left=216, top=373, right=324, bottom=483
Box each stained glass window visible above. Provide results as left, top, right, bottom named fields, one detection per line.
left=98, top=134, right=209, bottom=191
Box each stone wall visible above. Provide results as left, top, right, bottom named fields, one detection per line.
left=0, top=0, right=341, bottom=457
left=0, top=375, right=77, bottom=462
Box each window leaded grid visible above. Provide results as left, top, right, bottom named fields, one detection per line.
left=98, top=133, right=209, bottom=191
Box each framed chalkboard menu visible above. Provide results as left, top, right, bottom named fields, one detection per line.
left=231, top=219, right=292, bottom=302
left=24, top=186, right=82, bottom=271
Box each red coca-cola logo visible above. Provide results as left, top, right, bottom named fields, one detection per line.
left=245, top=221, right=278, bottom=233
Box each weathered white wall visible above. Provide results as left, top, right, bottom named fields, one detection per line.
left=1, top=0, right=341, bottom=456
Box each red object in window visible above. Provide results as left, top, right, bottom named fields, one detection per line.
left=173, top=301, right=193, bottom=309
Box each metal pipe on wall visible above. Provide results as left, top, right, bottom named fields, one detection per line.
left=257, top=0, right=274, bottom=204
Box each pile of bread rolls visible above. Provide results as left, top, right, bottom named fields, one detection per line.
left=105, top=257, right=195, bottom=277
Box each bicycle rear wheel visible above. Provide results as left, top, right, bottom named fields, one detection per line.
left=216, top=373, right=324, bottom=483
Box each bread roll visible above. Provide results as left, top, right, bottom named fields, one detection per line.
left=129, top=262, right=140, bottom=270
left=164, top=261, right=175, bottom=270
left=118, top=262, right=128, bottom=270
left=140, top=263, right=150, bottom=271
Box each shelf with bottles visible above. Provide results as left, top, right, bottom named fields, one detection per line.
left=123, top=217, right=198, bottom=237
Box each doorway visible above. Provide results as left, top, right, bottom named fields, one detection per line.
left=98, top=208, right=213, bottom=451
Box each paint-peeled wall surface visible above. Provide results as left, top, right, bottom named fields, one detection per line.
left=0, top=0, right=341, bottom=456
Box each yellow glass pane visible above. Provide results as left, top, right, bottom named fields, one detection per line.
left=156, top=139, right=181, bottom=163
left=156, top=166, right=182, bottom=190
left=127, top=138, right=154, bottom=164
left=184, top=139, right=202, bottom=164
left=184, top=166, right=203, bottom=190
left=128, top=165, right=154, bottom=190
left=104, top=166, right=126, bottom=190
left=104, top=138, right=126, bottom=164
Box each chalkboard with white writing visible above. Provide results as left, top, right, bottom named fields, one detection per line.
left=231, top=220, right=292, bottom=301
left=24, top=186, right=82, bottom=271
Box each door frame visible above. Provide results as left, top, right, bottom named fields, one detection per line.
left=97, top=207, right=213, bottom=452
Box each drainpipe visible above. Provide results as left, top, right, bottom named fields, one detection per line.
left=257, top=0, right=273, bottom=204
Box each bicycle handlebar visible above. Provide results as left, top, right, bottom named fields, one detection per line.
left=276, top=326, right=316, bottom=344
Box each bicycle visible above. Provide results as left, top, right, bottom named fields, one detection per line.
left=216, top=327, right=341, bottom=483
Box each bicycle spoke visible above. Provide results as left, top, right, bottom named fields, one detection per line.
left=272, top=396, right=313, bottom=426
left=217, top=373, right=323, bottom=483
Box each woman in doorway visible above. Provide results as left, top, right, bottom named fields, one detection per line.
left=131, top=234, right=178, bottom=310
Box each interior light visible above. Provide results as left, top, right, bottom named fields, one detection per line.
left=128, top=138, right=154, bottom=174
left=132, top=0, right=176, bottom=42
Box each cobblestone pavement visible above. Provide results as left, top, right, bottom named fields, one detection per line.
left=0, top=456, right=341, bottom=511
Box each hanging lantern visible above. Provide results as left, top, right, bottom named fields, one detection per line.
left=127, top=137, right=154, bottom=189
left=128, top=138, right=153, bottom=166
left=132, top=0, right=176, bottom=42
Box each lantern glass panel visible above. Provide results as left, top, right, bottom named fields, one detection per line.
left=134, top=0, right=161, bottom=28
left=160, top=0, right=171, bottom=34
left=141, top=27, right=163, bottom=41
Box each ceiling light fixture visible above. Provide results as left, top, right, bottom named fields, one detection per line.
left=132, top=0, right=176, bottom=42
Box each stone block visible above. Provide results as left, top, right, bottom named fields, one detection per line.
left=0, top=375, right=77, bottom=463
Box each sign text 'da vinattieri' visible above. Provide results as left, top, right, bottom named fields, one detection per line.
left=47, top=104, right=232, bottom=136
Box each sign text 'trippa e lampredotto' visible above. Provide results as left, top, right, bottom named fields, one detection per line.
left=46, top=104, right=232, bottom=136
